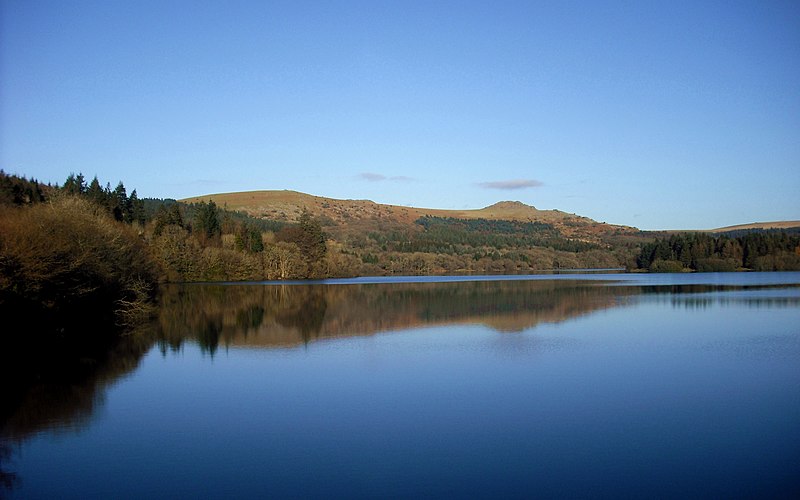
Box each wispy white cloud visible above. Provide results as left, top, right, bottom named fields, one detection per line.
left=359, top=172, right=416, bottom=182
left=360, top=172, right=386, bottom=181
left=478, top=179, right=544, bottom=190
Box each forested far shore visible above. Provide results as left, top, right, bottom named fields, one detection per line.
left=2, top=170, right=799, bottom=308
left=637, top=232, right=800, bottom=272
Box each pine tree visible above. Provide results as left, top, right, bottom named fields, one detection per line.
left=129, top=189, right=146, bottom=225
left=154, top=203, right=185, bottom=236
left=87, top=176, right=107, bottom=206
left=298, top=208, right=326, bottom=269
left=111, top=182, right=128, bottom=221
left=194, top=201, right=221, bottom=242
left=63, top=173, right=86, bottom=195
left=235, top=222, right=264, bottom=253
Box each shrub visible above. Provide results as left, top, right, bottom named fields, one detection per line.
left=694, top=258, right=739, bottom=272
left=0, top=196, right=159, bottom=332
left=648, top=259, right=686, bottom=273
left=752, top=252, right=800, bottom=271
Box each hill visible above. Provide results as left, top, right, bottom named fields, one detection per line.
left=708, top=221, right=800, bottom=233
left=181, top=190, right=639, bottom=244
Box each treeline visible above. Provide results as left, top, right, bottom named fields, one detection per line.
left=335, top=215, right=622, bottom=275
left=0, top=171, right=630, bottom=282
left=149, top=199, right=331, bottom=281
left=0, top=194, right=159, bottom=383
left=4, top=170, right=800, bottom=289
left=3, top=171, right=330, bottom=281
left=414, top=216, right=599, bottom=253
left=636, top=232, right=800, bottom=272
left=1, top=172, right=159, bottom=326
left=63, top=172, right=146, bottom=224
left=0, top=170, right=50, bottom=205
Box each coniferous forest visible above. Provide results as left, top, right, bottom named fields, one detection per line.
left=636, top=232, right=800, bottom=272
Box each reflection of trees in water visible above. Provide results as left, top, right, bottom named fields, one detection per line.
left=637, top=284, right=800, bottom=310
left=155, top=284, right=331, bottom=351
left=275, top=288, right=328, bottom=344
left=5, top=279, right=796, bottom=493
left=0, top=440, right=18, bottom=492
left=1, top=328, right=153, bottom=493
left=153, top=280, right=630, bottom=349
left=4, top=279, right=797, bottom=495
left=237, top=305, right=265, bottom=333
left=2, top=330, right=153, bottom=441
left=196, top=316, right=223, bottom=356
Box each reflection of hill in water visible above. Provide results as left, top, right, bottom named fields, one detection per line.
left=155, top=281, right=629, bottom=352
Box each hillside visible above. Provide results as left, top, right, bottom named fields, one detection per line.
left=176, top=189, right=799, bottom=276
left=181, top=190, right=639, bottom=244
left=709, top=221, right=800, bottom=233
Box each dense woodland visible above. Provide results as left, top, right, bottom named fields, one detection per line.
left=340, top=215, right=629, bottom=275
left=2, top=170, right=799, bottom=340
left=636, top=232, right=800, bottom=272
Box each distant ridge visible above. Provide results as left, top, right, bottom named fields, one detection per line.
left=180, top=189, right=640, bottom=242
left=180, top=189, right=799, bottom=237
left=708, top=221, right=800, bottom=233
left=182, top=190, right=584, bottom=224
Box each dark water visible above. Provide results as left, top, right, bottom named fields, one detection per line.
left=3, top=273, right=800, bottom=498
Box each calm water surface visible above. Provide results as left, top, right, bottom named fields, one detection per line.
left=3, top=273, right=800, bottom=498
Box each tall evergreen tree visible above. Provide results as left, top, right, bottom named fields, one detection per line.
left=112, top=182, right=128, bottom=222
left=128, top=189, right=146, bottom=225
left=154, top=203, right=185, bottom=236
left=298, top=208, right=327, bottom=267
left=86, top=176, right=107, bottom=206
left=194, top=201, right=221, bottom=242
left=0, top=171, right=47, bottom=205
left=235, top=221, right=264, bottom=253
left=63, top=173, right=86, bottom=195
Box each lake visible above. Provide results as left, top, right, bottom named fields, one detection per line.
left=2, top=272, right=800, bottom=498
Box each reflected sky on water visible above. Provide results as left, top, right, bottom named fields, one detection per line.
left=3, top=273, right=800, bottom=498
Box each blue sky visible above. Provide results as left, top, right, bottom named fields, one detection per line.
left=1, top=0, right=798, bottom=230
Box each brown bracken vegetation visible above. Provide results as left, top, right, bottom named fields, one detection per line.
left=0, top=195, right=158, bottom=331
